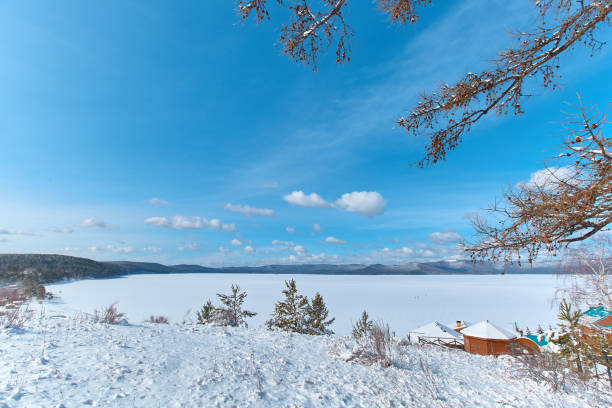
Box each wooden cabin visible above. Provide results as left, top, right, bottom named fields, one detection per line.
left=461, top=320, right=517, bottom=356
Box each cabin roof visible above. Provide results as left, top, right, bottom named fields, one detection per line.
left=461, top=320, right=516, bottom=340
left=410, top=321, right=462, bottom=340
left=595, top=315, right=612, bottom=329
left=583, top=306, right=612, bottom=320
left=521, top=334, right=549, bottom=347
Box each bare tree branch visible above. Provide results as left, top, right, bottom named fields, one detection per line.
left=466, top=97, right=612, bottom=263
left=397, top=1, right=612, bottom=167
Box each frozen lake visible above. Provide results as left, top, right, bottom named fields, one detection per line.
left=47, top=273, right=563, bottom=335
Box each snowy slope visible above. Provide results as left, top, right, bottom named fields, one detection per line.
left=1, top=300, right=609, bottom=408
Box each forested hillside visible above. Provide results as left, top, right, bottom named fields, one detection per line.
left=0, top=254, right=559, bottom=285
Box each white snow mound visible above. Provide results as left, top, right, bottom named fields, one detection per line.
left=0, top=302, right=608, bottom=407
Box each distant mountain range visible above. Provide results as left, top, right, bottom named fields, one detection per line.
left=0, top=253, right=561, bottom=284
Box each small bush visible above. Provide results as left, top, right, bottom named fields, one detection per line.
left=513, top=350, right=590, bottom=392
left=0, top=286, right=27, bottom=307
left=94, top=303, right=126, bottom=325
left=148, top=315, right=169, bottom=324
left=370, top=321, right=393, bottom=366
left=21, top=279, right=48, bottom=300
left=344, top=320, right=393, bottom=367
left=0, top=286, right=31, bottom=329
left=0, top=302, right=30, bottom=329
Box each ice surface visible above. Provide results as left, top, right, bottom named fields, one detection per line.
left=47, top=273, right=562, bottom=335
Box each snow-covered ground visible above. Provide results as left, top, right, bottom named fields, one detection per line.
left=48, top=274, right=561, bottom=335
left=1, top=299, right=609, bottom=408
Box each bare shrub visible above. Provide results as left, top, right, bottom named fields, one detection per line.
left=344, top=320, right=393, bottom=367
left=370, top=321, right=392, bottom=362
left=21, top=279, right=49, bottom=300
left=0, top=302, right=30, bottom=329
left=94, top=303, right=126, bottom=325
left=515, top=351, right=577, bottom=392
left=147, top=315, right=169, bottom=324
left=0, top=286, right=27, bottom=307
left=0, top=285, right=32, bottom=329
left=418, top=357, right=442, bottom=400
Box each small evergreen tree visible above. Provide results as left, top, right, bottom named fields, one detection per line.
left=306, top=292, right=335, bottom=335
left=266, top=279, right=309, bottom=333
left=196, top=284, right=257, bottom=327
left=196, top=300, right=215, bottom=325
left=216, top=284, right=257, bottom=327
left=352, top=310, right=373, bottom=341
left=553, top=298, right=586, bottom=374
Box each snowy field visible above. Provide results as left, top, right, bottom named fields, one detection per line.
left=2, top=304, right=609, bottom=408
left=47, top=274, right=563, bottom=335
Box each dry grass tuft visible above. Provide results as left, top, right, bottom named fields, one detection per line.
left=147, top=315, right=169, bottom=324
left=94, top=303, right=127, bottom=325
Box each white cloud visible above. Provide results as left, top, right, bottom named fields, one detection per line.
left=218, top=246, right=229, bottom=254
left=47, top=226, right=73, bottom=234
left=519, top=166, right=575, bottom=189
left=178, top=242, right=200, bottom=251
left=283, top=190, right=386, bottom=217
left=142, top=246, right=163, bottom=253
left=428, top=230, right=462, bottom=244
left=148, top=198, right=171, bottom=207
left=272, top=239, right=295, bottom=247
left=144, top=216, right=236, bottom=232
left=324, top=236, right=347, bottom=245
left=88, top=246, right=102, bottom=252
left=244, top=245, right=255, bottom=253
left=106, top=245, right=134, bottom=254
left=286, top=226, right=297, bottom=234
left=208, top=218, right=237, bottom=232
left=77, top=218, right=118, bottom=230
left=231, top=239, right=243, bottom=246
left=293, top=245, right=306, bottom=256
left=0, top=228, right=36, bottom=236
left=224, top=203, right=275, bottom=217
left=60, top=247, right=80, bottom=252
left=313, top=223, right=323, bottom=232
left=283, top=191, right=331, bottom=207
left=334, top=191, right=386, bottom=217
left=288, top=255, right=296, bottom=262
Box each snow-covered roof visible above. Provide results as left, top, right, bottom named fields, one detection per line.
left=409, top=322, right=462, bottom=340
left=583, top=306, right=612, bottom=319
left=461, top=320, right=516, bottom=340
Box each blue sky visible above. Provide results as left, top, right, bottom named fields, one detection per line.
left=0, top=1, right=610, bottom=266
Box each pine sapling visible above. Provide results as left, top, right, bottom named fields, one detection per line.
left=352, top=310, right=373, bottom=342
left=306, top=292, right=335, bottom=335
left=196, top=300, right=215, bottom=325
left=266, top=279, right=309, bottom=333
left=216, top=284, right=257, bottom=327
left=553, top=299, right=587, bottom=374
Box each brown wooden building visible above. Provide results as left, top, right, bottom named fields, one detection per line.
left=461, top=320, right=517, bottom=356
